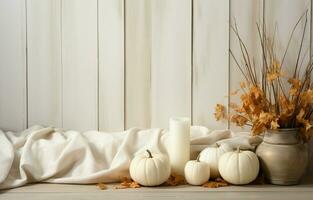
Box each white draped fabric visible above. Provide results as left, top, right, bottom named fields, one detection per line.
left=0, top=126, right=262, bottom=189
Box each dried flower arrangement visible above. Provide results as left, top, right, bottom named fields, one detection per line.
left=215, top=11, right=313, bottom=142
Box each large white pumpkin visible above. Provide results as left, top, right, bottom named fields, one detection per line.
left=199, top=143, right=232, bottom=178
left=184, top=157, right=210, bottom=185
left=218, top=148, right=259, bottom=185
left=130, top=150, right=171, bottom=186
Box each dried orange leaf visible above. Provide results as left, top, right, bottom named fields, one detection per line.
left=267, top=72, right=279, bottom=82
left=163, top=174, right=186, bottom=186
left=129, top=182, right=141, bottom=188
left=270, top=119, right=280, bottom=129
left=240, top=82, right=246, bottom=89
left=96, top=183, right=107, bottom=190
left=272, top=60, right=281, bottom=70
left=114, top=185, right=128, bottom=189
left=230, top=89, right=240, bottom=96
left=214, top=104, right=226, bottom=121
left=231, top=114, right=248, bottom=127
left=202, top=178, right=229, bottom=188
left=115, top=177, right=141, bottom=189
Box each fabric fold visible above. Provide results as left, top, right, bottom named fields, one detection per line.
left=0, top=126, right=260, bottom=189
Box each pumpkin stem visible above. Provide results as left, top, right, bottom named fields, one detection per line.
left=236, top=146, right=241, bottom=153
left=196, top=154, right=201, bottom=162
left=146, top=149, right=153, bottom=158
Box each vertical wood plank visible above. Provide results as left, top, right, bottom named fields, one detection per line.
left=62, top=0, right=98, bottom=131
left=0, top=0, right=27, bottom=131
left=27, top=0, right=62, bottom=128
left=193, top=0, right=229, bottom=129
left=125, top=0, right=151, bottom=129
left=98, top=0, right=124, bottom=131
left=265, top=0, right=311, bottom=174
left=150, top=0, right=192, bottom=128
left=265, top=0, right=311, bottom=75
left=229, top=0, right=263, bottom=131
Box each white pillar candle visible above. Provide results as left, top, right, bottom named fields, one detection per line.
left=168, top=117, right=191, bottom=176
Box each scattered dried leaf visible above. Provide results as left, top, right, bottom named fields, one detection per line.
left=114, top=185, right=128, bottom=189
left=202, top=178, right=229, bottom=188
left=96, top=183, right=107, bottom=190
left=114, top=177, right=141, bottom=189
left=163, top=174, right=186, bottom=186
left=129, top=182, right=141, bottom=188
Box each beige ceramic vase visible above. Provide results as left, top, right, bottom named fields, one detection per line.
left=256, top=129, right=308, bottom=185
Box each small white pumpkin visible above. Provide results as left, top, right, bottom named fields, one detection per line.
left=199, top=143, right=233, bottom=178
left=184, top=155, right=210, bottom=185
left=130, top=150, right=171, bottom=186
left=218, top=147, right=259, bottom=185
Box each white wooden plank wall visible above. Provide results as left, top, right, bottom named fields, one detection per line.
left=62, top=0, right=98, bottom=131
left=0, top=0, right=312, bottom=171
left=193, top=0, right=229, bottom=130
left=265, top=0, right=311, bottom=76
left=125, top=0, right=151, bottom=129
left=27, top=0, right=62, bottom=128
left=0, top=0, right=27, bottom=131
left=98, top=0, right=124, bottom=131
left=150, top=0, right=192, bottom=128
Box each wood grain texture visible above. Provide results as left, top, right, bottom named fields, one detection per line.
left=1, top=0, right=313, bottom=142
left=98, top=0, right=124, bottom=131
left=1, top=180, right=313, bottom=200
left=125, top=0, right=151, bottom=129
left=229, top=0, right=263, bottom=131
left=0, top=0, right=27, bottom=131
left=27, top=0, right=62, bottom=128
left=193, top=0, right=229, bottom=129
left=1, top=191, right=312, bottom=200
left=62, top=0, right=98, bottom=131
left=150, top=0, right=192, bottom=128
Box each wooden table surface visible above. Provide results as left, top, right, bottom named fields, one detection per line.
left=1, top=176, right=313, bottom=200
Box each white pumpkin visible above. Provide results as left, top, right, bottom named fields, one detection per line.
left=218, top=147, right=259, bottom=185
left=199, top=143, right=232, bottom=178
left=184, top=156, right=210, bottom=185
left=130, top=150, right=171, bottom=186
